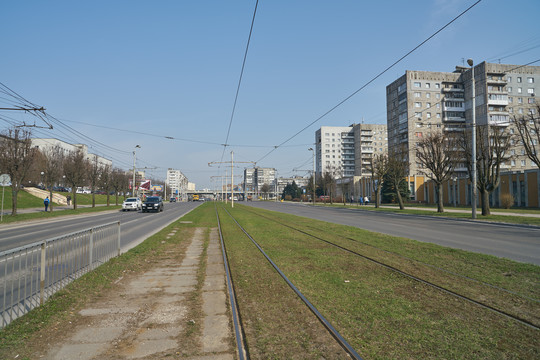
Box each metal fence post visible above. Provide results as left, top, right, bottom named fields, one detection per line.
left=89, top=228, right=94, bottom=270
left=40, top=242, right=46, bottom=305
left=117, top=221, right=121, bottom=257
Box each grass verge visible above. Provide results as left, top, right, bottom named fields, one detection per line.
left=221, top=203, right=540, bottom=359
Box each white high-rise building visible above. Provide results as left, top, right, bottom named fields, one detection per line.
left=166, top=168, right=188, bottom=200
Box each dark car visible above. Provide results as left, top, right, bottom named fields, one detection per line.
left=142, top=196, right=164, bottom=213
left=170, top=197, right=176, bottom=202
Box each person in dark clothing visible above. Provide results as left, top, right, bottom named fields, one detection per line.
left=44, top=197, right=50, bottom=212
left=66, top=195, right=71, bottom=206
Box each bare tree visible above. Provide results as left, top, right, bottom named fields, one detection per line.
left=415, top=131, right=460, bottom=213
left=88, top=155, right=101, bottom=208
left=39, top=145, right=65, bottom=212
left=0, top=128, right=37, bottom=215
left=260, top=183, right=271, bottom=200
left=366, top=153, right=389, bottom=208
left=459, top=124, right=513, bottom=216
left=513, top=104, right=540, bottom=168
left=386, top=146, right=409, bottom=210
left=99, top=164, right=113, bottom=206
left=110, top=168, right=128, bottom=205
left=63, top=149, right=88, bottom=210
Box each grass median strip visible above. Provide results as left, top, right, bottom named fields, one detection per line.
left=223, top=203, right=540, bottom=359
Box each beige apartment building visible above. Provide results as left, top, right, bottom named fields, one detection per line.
left=386, top=61, right=539, bottom=179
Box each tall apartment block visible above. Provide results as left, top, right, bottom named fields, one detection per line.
left=315, top=124, right=387, bottom=179
left=386, top=61, right=539, bottom=177
left=243, top=167, right=276, bottom=194
left=166, top=168, right=188, bottom=199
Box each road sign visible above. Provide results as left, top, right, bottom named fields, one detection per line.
left=0, top=174, right=11, bottom=187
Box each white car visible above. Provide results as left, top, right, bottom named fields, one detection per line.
left=122, top=197, right=142, bottom=211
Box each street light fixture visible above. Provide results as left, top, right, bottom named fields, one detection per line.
left=308, top=147, right=315, bottom=205
left=133, top=145, right=140, bottom=197
left=467, top=58, right=477, bottom=219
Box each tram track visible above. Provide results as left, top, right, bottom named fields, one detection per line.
left=215, top=203, right=362, bottom=359
left=240, top=205, right=540, bottom=331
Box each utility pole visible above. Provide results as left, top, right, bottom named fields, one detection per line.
left=209, top=154, right=254, bottom=207
left=132, top=145, right=140, bottom=198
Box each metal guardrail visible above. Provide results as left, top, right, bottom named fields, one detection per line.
left=0, top=221, right=121, bottom=328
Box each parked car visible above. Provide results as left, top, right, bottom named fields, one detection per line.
left=142, top=196, right=164, bottom=213
left=122, top=197, right=142, bottom=211
left=170, top=197, right=176, bottom=202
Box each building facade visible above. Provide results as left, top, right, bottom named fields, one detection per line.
left=166, top=168, right=188, bottom=200
left=32, top=138, right=112, bottom=168
left=386, top=62, right=539, bottom=178
left=243, top=167, right=276, bottom=195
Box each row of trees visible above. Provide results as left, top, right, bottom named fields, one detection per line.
left=281, top=108, right=539, bottom=216
left=0, top=127, right=136, bottom=216
left=370, top=107, right=539, bottom=215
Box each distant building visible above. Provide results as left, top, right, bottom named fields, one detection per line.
left=243, top=167, right=276, bottom=195
left=32, top=138, right=112, bottom=168
left=166, top=168, right=188, bottom=199
left=315, top=124, right=388, bottom=179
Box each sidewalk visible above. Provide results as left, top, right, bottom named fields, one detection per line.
left=36, top=227, right=235, bottom=359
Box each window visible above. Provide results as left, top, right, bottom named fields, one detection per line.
left=435, top=83, right=440, bottom=89
left=518, top=87, right=522, bottom=94
left=436, top=103, right=440, bottom=109
left=508, top=87, right=512, bottom=92
left=517, top=77, right=522, bottom=83
left=436, top=113, right=441, bottom=118
left=414, top=82, right=421, bottom=87
left=511, top=160, right=516, bottom=166
left=528, top=88, right=535, bottom=94
left=414, top=92, right=421, bottom=98
left=510, top=149, right=515, bottom=155
left=425, top=83, right=431, bottom=88
left=529, top=98, right=536, bottom=104
left=426, top=102, right=431, bottom=108
left=415, top=132, right=422, bottom=137
left=521, top=160, right=526, bottom=166
left=436, top=93, right=441, bottom=99
left=528, top=77, right=534, bottom=83
left=426, top=112, right=431, bottom=118
left=415, top=102, right=421, bottom=108
left=518, top=108, right=524, bottom=114
left=518, top=97, right=523, bottom=103
left=426, top=93, right=431, bottom=98
left=507, top=76, right=512, bottom=82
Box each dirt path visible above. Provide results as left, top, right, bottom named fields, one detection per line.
left=42, top=227, right=235, bottom=359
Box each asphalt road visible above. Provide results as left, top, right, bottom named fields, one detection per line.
left=244, top=201, right=540, bottom=266
left=0, top=202, right=201, bottom=253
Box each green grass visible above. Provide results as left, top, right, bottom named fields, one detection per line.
left=220, top=203, right=540, bottom=359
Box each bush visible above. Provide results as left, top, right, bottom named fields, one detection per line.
left=500, top=193, right=514, bottom=209
left=284, top=195, right=292, bottom=201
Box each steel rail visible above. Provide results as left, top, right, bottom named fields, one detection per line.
left=245, top=207, right=540, bottom=331
left=221, top=206, right=363, bottom=360
left=214, top=204, right=249, bottom=360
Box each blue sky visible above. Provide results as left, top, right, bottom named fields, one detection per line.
left=1, top=0, right=539, bottom=189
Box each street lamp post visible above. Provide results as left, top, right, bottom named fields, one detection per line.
left=133, top=145, right=140, bottom=198
left=308, top=147, right=315, bottom=205
left=467, top=59, right=477, bottom=219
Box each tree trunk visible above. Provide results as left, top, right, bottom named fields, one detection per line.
left=92, top=192, right=96, bottom=207
left=375, top=186, right=381, bottom=208
left=49, top=188, right=54, bottom=212
left=72, top=189, right=77, bottom=210
left=481, top=189, right=491, bottom=216
left=395, top=182, right=405, bottom=210
left=107, top=193, right=110, bottom=206
left=437, top=183, right=444, bottom=213
left=11, top=188, right=18, bottom=216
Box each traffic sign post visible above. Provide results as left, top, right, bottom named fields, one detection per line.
left=0, top=174, right=11, bottom=222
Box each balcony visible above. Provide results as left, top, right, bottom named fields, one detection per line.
left=487, top=78, right=506, bottom=85
left=442, top=87, right=464, bottom=93
left=443, top=105, right=465, bottom=112
left=443, top=116, right=466, bottom=122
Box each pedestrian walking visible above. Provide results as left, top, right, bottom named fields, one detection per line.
left=66, top=195, right=71, bottom=206
left=360, top=196, right=364, bottom=205
left=44, top=197, right=50, bottom=212
left=364, top=196, right=369, bottom=206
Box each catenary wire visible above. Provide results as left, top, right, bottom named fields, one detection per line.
left=254, top=0, right=483, bottom=165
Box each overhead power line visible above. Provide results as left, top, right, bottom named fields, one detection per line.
left=254, top=0, right=483, bottom=165
left=219, top=0, right=260, bottom=164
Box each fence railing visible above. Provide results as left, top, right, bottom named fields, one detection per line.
left=0, top=221, right=121, bottom=328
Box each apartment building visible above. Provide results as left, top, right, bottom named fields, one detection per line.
left=32, top=138, right=112, bottom=169
left=386, top=61, right=539, bottom=177
left=315, top=124, right=387, bottom=179
left=243, top=167, right=276, bottom=194
left=166, top=168, right=188, bottom=199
